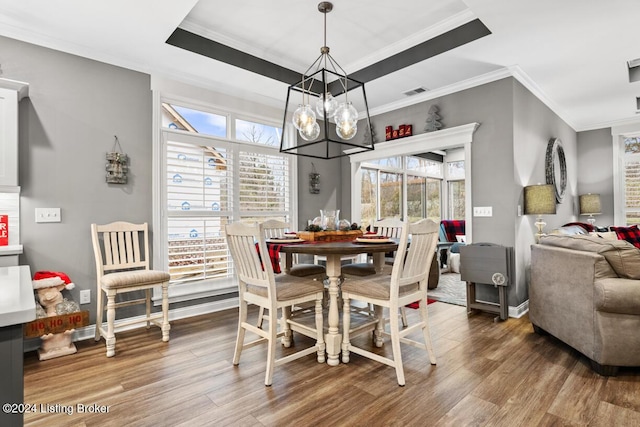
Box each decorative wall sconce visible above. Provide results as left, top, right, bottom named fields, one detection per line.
left=106, top=135, right=128, bottom=184
left=309, top=163, right=320, bottom=194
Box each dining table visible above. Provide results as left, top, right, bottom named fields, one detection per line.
left=279, top=239, right=398, bottom=366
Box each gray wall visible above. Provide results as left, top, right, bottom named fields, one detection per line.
left=296, top=157, right=344, bottom=230
left=2, top=35, right=153, bottom=323
left=512, top=79, right=578, bottom=305
left=343, top=77, right=582, bottom=308
left=577, top=128, right=614, bottom=227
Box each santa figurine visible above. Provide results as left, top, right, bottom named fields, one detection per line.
left=32, top=271, right=79, bottom=360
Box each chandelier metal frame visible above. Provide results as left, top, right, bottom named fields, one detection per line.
left=279, top=1, right=374, bottom=160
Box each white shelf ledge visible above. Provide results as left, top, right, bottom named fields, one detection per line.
left=0, top=245, right=23, bottom=256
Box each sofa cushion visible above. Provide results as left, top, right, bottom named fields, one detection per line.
left=589, top=231, right=618, bottom=240
left=539, top=234, right=640, bottom=279
left=610, top=225, right=640, bottom=249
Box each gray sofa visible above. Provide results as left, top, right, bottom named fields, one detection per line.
left=530, top=234, right=640, bottom=375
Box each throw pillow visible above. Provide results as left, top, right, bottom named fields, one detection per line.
left=611, top=225, right=640, bottom=249
left=589, top=231, right=618, bottom=240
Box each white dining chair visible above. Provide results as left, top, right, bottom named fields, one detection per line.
left=91, top=221, right=171, bottom=357
left=341, top=217, right=408, bottom=326
left=256, top=219, right=326, bottom=329
left=261, top=219, right=326, bottom=278
left=341, top=218, right=439, bottom=386
left=225, top=221, right=325, bottom=386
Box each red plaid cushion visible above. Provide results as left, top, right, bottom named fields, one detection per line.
left=441, top=220, right=465, bottom=242
left=611, top=225, right=640, bottom=249
left=255, top=242, right=283, bottom=274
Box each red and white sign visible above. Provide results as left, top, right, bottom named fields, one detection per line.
left=0, top=215, right=8, bottom=246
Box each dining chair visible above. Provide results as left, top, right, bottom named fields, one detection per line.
left=261, top=219, right=326, bottom=278
left=225, top=221, right=325, bottom=386
left=341, top=218, right=439, bottom=386
left=257, top=219, right=326, bottom=328
left=91, top=221, right=171, bottom=357
left=341, top=217, right=404, bottom=276
left=341, top=217, right=408, bottom=326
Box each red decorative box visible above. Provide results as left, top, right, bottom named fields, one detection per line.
left=0, top=215, right=8, bottom=246
left=399, top=124, right=406, bottom=137
left=385, top=126, right=392, bottom=141
left=405, top=124, right=412, bottom=136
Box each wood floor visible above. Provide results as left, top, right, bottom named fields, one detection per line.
left=23, top=302, right=640, bottom=427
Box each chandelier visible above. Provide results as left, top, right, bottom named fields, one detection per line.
left=280, top=1, right=374, bottom=159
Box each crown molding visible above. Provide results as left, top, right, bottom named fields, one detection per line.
left=367, top=65, right=585, bottom=132
left=368, top=67, right=512, bottom=117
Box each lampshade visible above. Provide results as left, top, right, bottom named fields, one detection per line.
left=579, top=193, right=601, bottom=215
left=524, top=184, right=556, bottom=242
left=279, top=2, right=374, bottom=160
left=524, top=184, right=556, bottom=215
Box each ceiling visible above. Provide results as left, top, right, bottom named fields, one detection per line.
left=1, top=0, right=639, bottom=131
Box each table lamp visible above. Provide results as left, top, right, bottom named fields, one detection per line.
left=524, top=184, right=556, bottom=242
left=579, top=193, right=601, bottom=226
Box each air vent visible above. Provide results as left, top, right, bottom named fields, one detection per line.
left=628, top=58, right=640, bottom=83
left=402, top=87, right=428, bottom=97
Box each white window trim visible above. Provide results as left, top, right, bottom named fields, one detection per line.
left=151, top=89, right=297, bottom=304
left=612, top=123, right=640, bottom=225
left=350, top=123, right=479, bottom=241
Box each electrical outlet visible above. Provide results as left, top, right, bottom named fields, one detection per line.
left=80, top=289, right=91, bottom=304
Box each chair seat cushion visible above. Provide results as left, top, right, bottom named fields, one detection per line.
left=248, top=274, right=324, bottom=301
left=101, top=270, right=170, bottom=289
left=342, top=274, right=419, bottom=300
left=288, top=264, right=326, bottom=277
left=341, top=263, right=376, bottom=276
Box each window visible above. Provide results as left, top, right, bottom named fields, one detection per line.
left=624, top=137, right=640, bottom=225
left=162, top=103, right=227, bottom=138
left=235, top=119, right=281, bottom=146
left=379, top=172, right=402, bottom=219
left=157, top=101, right=294, bottom=300
left=360, top=168, right=378, bottom=230
left=359, top=155, right=443, bottom=229
left=447, top=160, right=465, bottom=219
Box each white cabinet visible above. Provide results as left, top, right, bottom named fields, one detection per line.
left=0, top=78, right=29, bottom=187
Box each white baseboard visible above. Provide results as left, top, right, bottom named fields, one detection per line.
left=24, top=297, right=239, bottom=353
left=509, top=300, right=529, bottom=318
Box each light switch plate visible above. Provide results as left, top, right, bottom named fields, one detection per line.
left=473, top=206, right=493, bottom=217
left=35, top=208, right=61, bottom=223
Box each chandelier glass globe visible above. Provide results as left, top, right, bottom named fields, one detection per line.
left=316, top=92, right=338, bottom=119
left=299, top=121, right=321, bottom=141
left=292, top=104, right=316, bottom=131
left=336, top=121, right=357, bottom=140
left=334, top=101, right=358, bottom=126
